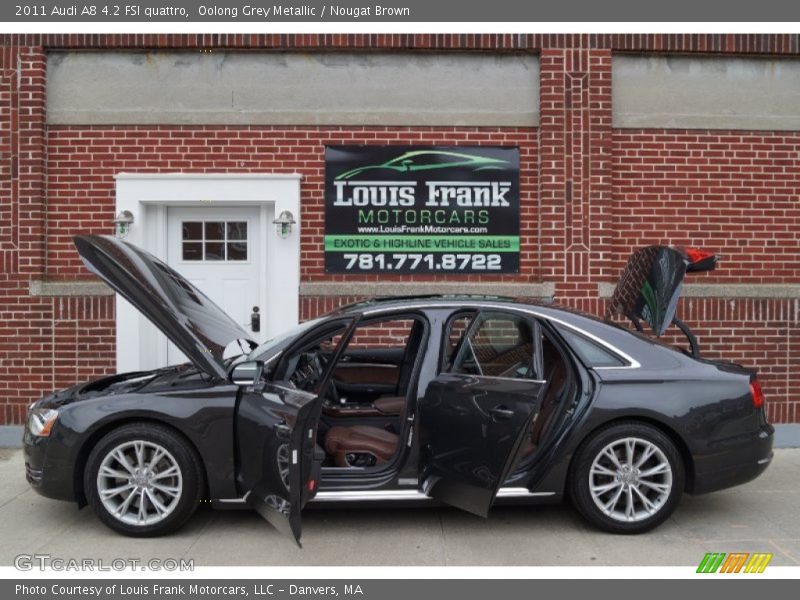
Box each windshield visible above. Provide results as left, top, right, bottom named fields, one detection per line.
left=245, top=317, right=328, bottom=363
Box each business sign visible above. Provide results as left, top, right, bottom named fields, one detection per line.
left=324, top=146, right=520, bottom=274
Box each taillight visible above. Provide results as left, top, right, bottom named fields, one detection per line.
left=686, top=248, right=713, bottom=264
left=307, top=479, right=316, bottom=491
left=750, top=379, right=765, bottom=409
left=685, top=248, right=718, bottom=272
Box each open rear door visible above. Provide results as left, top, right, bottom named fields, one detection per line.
left=417, top=311, right=547, bottom=517
left=235, top=382, right=325, bottom=546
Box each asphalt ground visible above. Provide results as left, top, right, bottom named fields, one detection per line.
left=1, top=448, right=798, bottom=567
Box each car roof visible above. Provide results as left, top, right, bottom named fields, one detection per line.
left=331, top=294, right=526, bottom=314
left=328, top=294, right=603, bottom=324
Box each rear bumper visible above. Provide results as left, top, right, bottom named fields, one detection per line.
left=690, top=423, right=774, bottom=495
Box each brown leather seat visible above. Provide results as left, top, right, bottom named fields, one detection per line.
left=373, top=395, right=406, bottom=416
left=521, top=341, right=568, bottom=457
left=325, top=425, right=399, bottom=467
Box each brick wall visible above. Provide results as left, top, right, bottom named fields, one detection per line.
left=1, top=34, right=799, bottom=425
left=46, top=126, right=539, bottom=282
left=612, top=130, right=800, bottom=282
left=609, top=129, right=800, bottom=424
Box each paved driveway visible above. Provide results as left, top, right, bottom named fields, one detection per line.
left=1, top=448, right=798, bottom=567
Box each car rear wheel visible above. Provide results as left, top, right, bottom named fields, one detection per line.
left=569, top=422, right=684, bottom=534
left=84, top=423, right=204, bottom=537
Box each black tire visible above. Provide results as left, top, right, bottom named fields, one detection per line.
left=84, top=422, right=204, bottom=537
left=568, top=421, right=685, bottom=534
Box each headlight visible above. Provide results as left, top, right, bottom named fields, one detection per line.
left=27, top=408, right=59, bottom=437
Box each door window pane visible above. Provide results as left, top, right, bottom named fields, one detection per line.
left=182, top=242, right=203, bottom=261
left=182, top=222, right=203, bottom=240
left=227, top=242, right=248, bottom=261
left=450, top=312, right=535, bottom=379
left=227, top=222, right=247, bottom=240
left=204, top=242, right=225, bottom=261
left=181, top=220, right=248, bottom=262
left=204, top=221, right=225, bottom=240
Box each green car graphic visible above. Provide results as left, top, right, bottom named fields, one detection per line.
left=335, top=150, right=509, bottom=180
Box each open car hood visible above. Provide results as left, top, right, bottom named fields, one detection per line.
left=605, top=246, right=717, bottom=336
left=74, top=235, right=254, bottom=380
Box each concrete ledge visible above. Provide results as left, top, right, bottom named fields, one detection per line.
left=300, top=281, right=555, bottom=298
left=29, top=280, right=113, bottom=297
left=614, top=55, right=800, bottom=131
left=0, top=426, right=23, bottom=448
left=598, top=282, right=800, bottom=299
left=48, top=51, right=540, bottom=127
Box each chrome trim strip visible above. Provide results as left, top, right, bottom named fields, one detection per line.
left=310, top=488, right=555, bottom=503
left=335, top=364, right=397, bottom=370
left=213, top=488, right=556, bottom=505
left=496, top=487, right=555, bottom=498
left=312, top=490, right=428, bottom=502
left=472, top=375, right=547, bottom=384
left=361, top=301, right=641, bottom=369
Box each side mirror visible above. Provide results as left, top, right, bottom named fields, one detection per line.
left=228, top=360, right=264, bottom=386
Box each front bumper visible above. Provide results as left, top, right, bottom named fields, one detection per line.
left=690, top=423, right=774, bottom=495
left=23, top=425, right=77, bottom=503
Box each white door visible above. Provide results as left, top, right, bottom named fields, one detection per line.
left=166, top=206, right=262, bottom=366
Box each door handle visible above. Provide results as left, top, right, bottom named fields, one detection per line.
left=250, top=306, right=261, bottom=333
left=274, top=423, right=292, bottom=440
left=489, top=405, right=515, bottom=420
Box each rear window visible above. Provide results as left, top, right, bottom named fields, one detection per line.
left=556, top=327, right=626, bottom=367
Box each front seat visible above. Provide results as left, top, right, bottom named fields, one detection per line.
left=325, top=426, right=399, bottom=468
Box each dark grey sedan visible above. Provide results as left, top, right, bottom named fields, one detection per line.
left=22, top=236, right=773, bottom=544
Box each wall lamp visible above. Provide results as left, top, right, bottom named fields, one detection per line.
left=113, top=210, right=134, bottom=239
left=273, top=210, right=296, bottom=239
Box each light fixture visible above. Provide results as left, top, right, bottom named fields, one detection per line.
left=113, top=210, right=134, bottom=239
left=273, top=210, right=296, bottom=239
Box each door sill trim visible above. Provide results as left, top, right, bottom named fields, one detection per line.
left=214, top=488, right=555, bottom=505
left=311, top=487, right=555, bottom=503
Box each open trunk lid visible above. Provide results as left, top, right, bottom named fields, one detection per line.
left=605, top=245, right=717, bottom=337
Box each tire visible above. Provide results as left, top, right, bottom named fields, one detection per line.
left=568, top=421, right=684, bottom=534
left=84, top=422, right=204, bottom=537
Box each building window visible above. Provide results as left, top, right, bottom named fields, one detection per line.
left=181, top=221, right=248, bottom=262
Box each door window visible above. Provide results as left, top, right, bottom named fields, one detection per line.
left=450, top=312, right=537, bottom=379
left=181, top=220, right=248, bottom=262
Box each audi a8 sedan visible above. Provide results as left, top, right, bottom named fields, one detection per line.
left=23, top=236, right=773, bottom=544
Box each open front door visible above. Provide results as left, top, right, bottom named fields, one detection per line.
left=235, top=382, right=324, bottom=545
left=234, top=317, right=355, bottom=545
left=418, top=311, right=547, bottom=517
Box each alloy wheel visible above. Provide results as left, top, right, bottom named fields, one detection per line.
left=277, top=443, right=290, bottom=490
left=96, top=440, right=183, bottom=526
left=588, top=436, right=673, bottom=523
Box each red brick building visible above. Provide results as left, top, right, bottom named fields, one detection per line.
left=1, top=34, right=799, bottom=426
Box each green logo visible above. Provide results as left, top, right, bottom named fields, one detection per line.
left=335, top=150, right=509, bottom=180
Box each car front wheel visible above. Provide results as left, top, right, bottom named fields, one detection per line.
left=569, top=422, right=684, bottom=534
left=84, top=423, right=204, bottom=536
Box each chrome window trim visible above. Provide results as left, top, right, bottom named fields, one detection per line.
left=467, top=374, right=547, bottom=385
left=361, top=302, right=641, bottom=369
